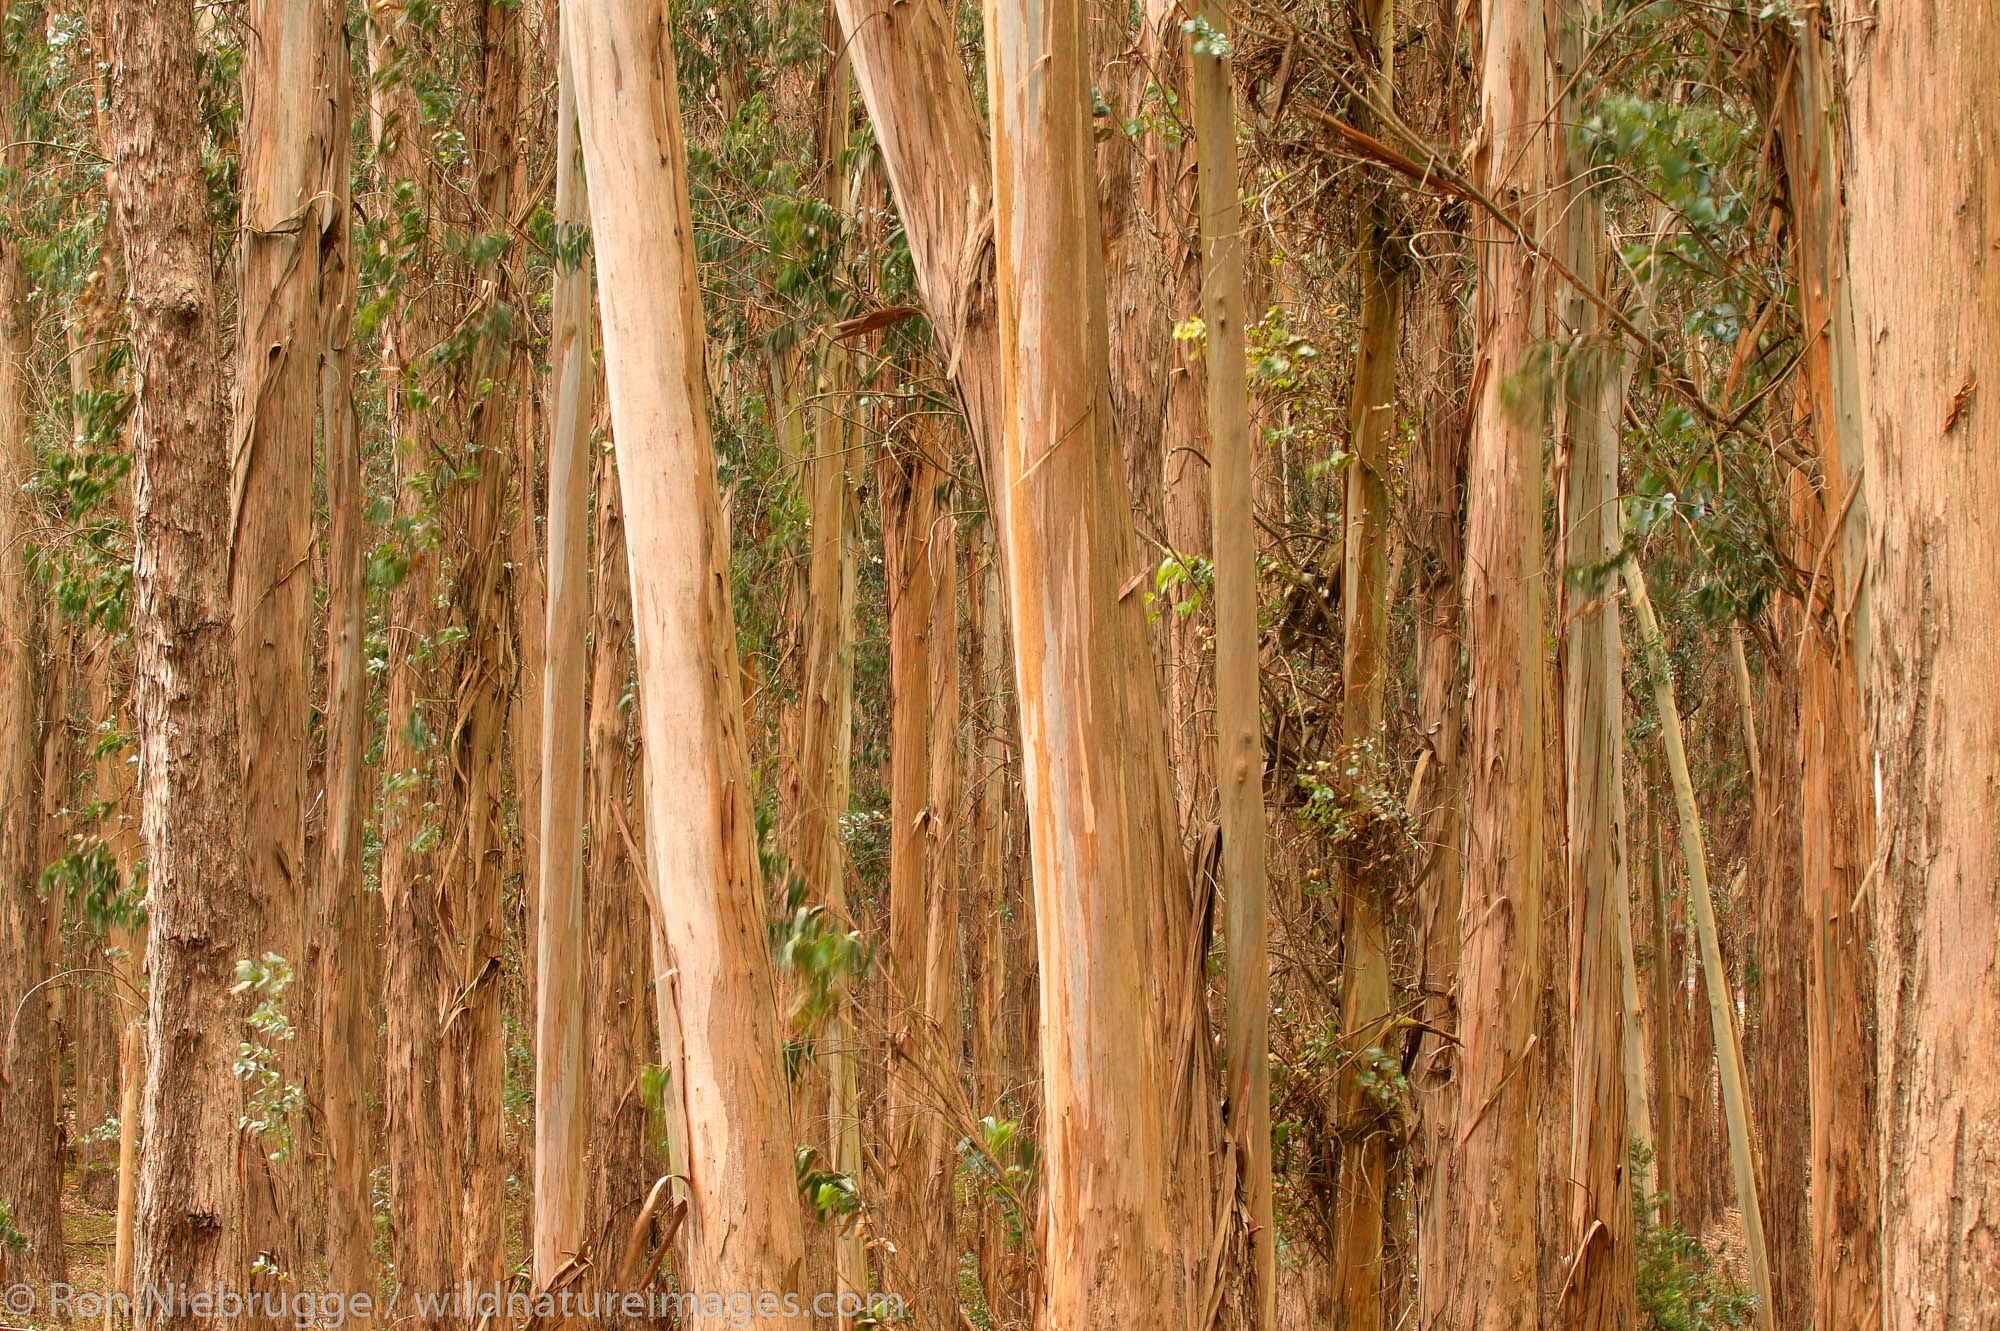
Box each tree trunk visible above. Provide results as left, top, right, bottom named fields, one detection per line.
left=793, top=280, right=865, bottom=1320
left=313, top=0, right=372, bottom=1299
left=0, top=150, right=64, bottom=1294
left=1189, top=5, right=1272, bottom=1324
left=232, top=0, right=333, bottom=1275
left=1449, top=0, right=1547, bottom=1319
left=370, top=1, right=458, bottom=1311
left=564, top=0, right=807, bottom=1295
left=532, top=21, right=594, bottom=1285
left=1554, top=0, right=1633, bottom=1317
left=1752, top=626, right=1811, bottom=1331
left=920, top=447, right=963, bottom=1328
left=585, top=445, right=653, bottom=1326
left=1408, top=6, right=1468, bottom=1318
left=1775, top=16, right=1878, bottom=1327
left=874, top=426, right=941, bottom=1315
left=440, top=2, right=520, bottom=1293
left=1647, top=799, right=1678, bottom=1228
left=104, top=0, right=253, bottom=1322
left=982, top=0, right=1190, bottom=1320
left=1331, top=6, right=1403, bottom=1325
left=1843, top=2, right=2000, bottom=1322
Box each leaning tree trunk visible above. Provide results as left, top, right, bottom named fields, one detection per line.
left=564, top=0, right=807, bottom=1296
left=981, top=0, right=1187, bottom=1321
left=1843, top=4, right=2000, bottom=1324
left=1449, top=0, right=1547, bottom=1321
left=104, top=0, right=253, bottom=1324
left=1624, top=557, right=1775, bottom=1331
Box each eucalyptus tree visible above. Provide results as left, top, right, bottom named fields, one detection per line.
left=565, top=0, right=807, bottom=1295
left=1844, top=4, right=2000, bottom=1323
left=104, top=0, right=253, bottom=1321
left=1450, top=0, right=1548, bottom=1320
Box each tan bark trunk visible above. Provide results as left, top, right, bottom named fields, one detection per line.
left=565, top=0, right=807, bottom=1295
left=1331, top=7, right=1402, bottom=1325
left=0, top=126, right=64, bottom=1291
left=1101, top=0, right=1211, bottom=839
left=440, top=3, right=520, bottom=1293
left=965, top=526, right=1010, bottom=1318
left=1843, top=2, right=2000, bottom=1321
left=1190, top=7, right=1272, bottom=1325
left=1553, top=2, right=1633, bottom=1318
left=232, top=0, right=333, bottom=1274
left=370, top=2, right=458, bottom=1310
left=532, top=21, right=595, bottom=1284
left=1776, top=17, right=1878, bottom=1327
left=1408, top=8, right=1469, bottom=1316
left=1742, top=624, right=1808, bottom=1330
left=105, top=0, right=253, bottom=1321
left=1449, top=0, right=1548, bottom=1319
left=1647, top=799, right=1677, bottom=1227
left=874, top=427, right=938, bottom=1304
left=585, top=445, right=653, bottom=1327
left=313, top=0, right=372, bottom=1299
left=920, top=457, right=962, bottom=1323
left=1623, top=557, right=1774, bottom=1330
left=793, top=293, right=865, bottom=1320
left=982, top=0, right=1186, bottom=1319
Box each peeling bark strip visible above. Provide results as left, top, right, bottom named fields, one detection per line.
left=564, top=0, right=807, bottom=1298
left=103, top=0, right=254, bottom=1324
left=1844, top=3, right=2000, bottom=1325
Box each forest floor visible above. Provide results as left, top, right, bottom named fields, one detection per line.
left=57, top=1179, right=116, bottom=1297
left=1704, top=1206, right=1752, bottom=1289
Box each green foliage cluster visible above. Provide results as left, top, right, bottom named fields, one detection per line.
left=234, top=953, right=303, bottom=1166
left=1633, top=1156, right=1757, bottom=1331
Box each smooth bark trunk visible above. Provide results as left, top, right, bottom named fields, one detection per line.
left=982, top=0, right=1187, bottom=1318
left=565, top=0, right=807, bottom=1296
left=1192, top=6, right=1273, bottom=1326
left=532, top=23, right=594, bottom=1285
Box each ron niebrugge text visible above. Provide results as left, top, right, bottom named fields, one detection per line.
left=5, top=1282, right=906, bottom=1327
